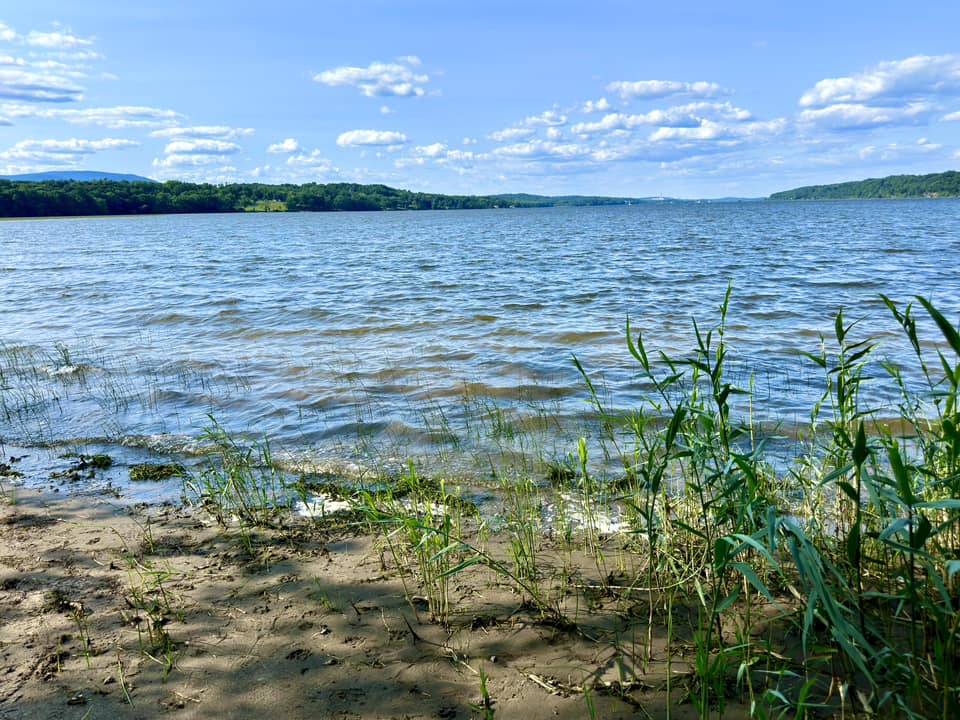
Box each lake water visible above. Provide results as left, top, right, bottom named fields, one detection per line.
left=2, top=201, right=959, bottom=496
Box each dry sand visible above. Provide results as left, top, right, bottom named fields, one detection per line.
left=0, top=486, right=756, bottom=719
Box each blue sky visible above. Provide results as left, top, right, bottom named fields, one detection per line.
left=2, top=1, right=959, bottom=198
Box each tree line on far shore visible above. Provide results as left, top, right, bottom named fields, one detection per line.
left=0, top=180, right=548, bottom=218
left=769, top=170, right=960, bottom=201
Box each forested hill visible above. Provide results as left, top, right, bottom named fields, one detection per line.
left=0, top=179, right=657, bottom=218
left=0, top=179, right=542, bottom=217
left=769, top=170, right=960, bottom=201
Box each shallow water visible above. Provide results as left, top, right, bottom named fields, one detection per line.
left=2, top=201, right=959, bottom=495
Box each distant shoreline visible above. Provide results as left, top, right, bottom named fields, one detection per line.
left=769, top=169, right=960, bottom=201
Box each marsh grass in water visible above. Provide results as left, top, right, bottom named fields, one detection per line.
left=182, top=418, right=290, bottom=536
left=8, top=288, right=960, bottom=717
left=346, top=289, right=960, bottom=719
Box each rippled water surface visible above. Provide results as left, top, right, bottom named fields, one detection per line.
left=2, top=201, right=959, bottom=489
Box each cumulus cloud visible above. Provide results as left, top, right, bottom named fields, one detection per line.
left=492, top=139, right=589, bottom=160
left=163, top=139, right=240, bottom=155
left=800, top=54, right=960, bottom=108
left=488, top=127, right=535, bottom=142
left=286, top=149, right=333, bottom=168
left=798, top=102, right=934, bottom=129
left=523, top=109, right=567, bottom=127
left=27, top=30, right=95, bottom=50
left=607, top=80, right=727, bottom=101
left=414, top=142, right=447, bottom=158
left=9, top=137, right=137, bottom=153
left=857, top=138, right=942, bottom=161
left=944, top=110, right=960, bottom=122
left=314, top=58, right=430, bottom=98
left=267, top=138, right=300, bottom=153
left=0, top=137, right=138, bottom=166
left=336, top=129, right=407, bottom=147
left=0, top=67, right=84, bottom=102
left=572, top=102, right=754, bottom=135
left=152, top=126, right=249, bottom=176
left=582, top=97, right=612, bottom=113
left=648, top=121, right=727, bottom=142
left=0, top=23, right=16, bottom=42
left=152, top=154, right=226, bottom=169
left=1, top=104, right=183, bottom=128
left=649, top=117, right=785, bottom=143
left=395, top=143, right=489, bottom=174
left=151, top=125, right=254, bottom=140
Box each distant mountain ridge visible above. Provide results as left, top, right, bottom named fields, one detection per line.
left=0, top=171, right=156, bottom=183
left=769, top=170, right=960, bottom=200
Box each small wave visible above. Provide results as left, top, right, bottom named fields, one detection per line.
left=42, top=363, right=100, bottom=377
left=503, top=302, right=546, bottom=310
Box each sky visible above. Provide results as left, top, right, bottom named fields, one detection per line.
left=1, top=1, right=960, bottom=198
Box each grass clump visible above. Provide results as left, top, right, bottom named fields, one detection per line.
left=182, top=418, right=290, bottom=538
left=561, top=288, right=960, bottom=719
left=130, top=462, right=186, bottom=482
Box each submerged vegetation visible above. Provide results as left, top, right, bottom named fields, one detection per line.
left=4, top=290, right=960, bottom=717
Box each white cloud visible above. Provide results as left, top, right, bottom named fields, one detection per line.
left=163, top=139, right=240, bottom=155
left=379, top=105, right=395, bottom=115
left=267, top=137, right=300, bottom=153
left=572, top=102, right=754, bottom=135
left=153, top=129, right=245, bottom=174
left=607, top=80, right=727, bottom=101
left=800, top=54, right=960, bottom=108
left=462, top=137, right=478, bottom=145
left=7, top=137, right=137, bottom=153
left=488, top=127, right=535, bottom=142
left=26, top=30, right=95, bottom=50
left=336, top=129, right=407, bottom=147
left=0, top=67, right=84, bottom=102
left=415, top=142, right=447, bottom=157
left=1, top=104, right=183, bottom=128
left=582, top=97, right=612, bottom=113
left=649, top=117, right=784, bottom=142
left=152, top=154, right=225, bottom=169
left=648, top=122, right=725, bottom=142
left=857, top=138, right=942, bottom=161
left=0, top=137, right=138, bottom=167
left=942, top=110, right=960, bottom=122
left=286, top=149, right=333, bottom=168
left=798, top=102, right=934, bottom=129
left=395, top=143, right=489, bottom=174
left=314, top=58, right=430, bottom=98
left=151, top=125, right=254, bottom=140
left=523, top=109, right=567, bottom=127
left=493, top=139, right=589, bottom=160
left=0, top=23, right=16, bottom=42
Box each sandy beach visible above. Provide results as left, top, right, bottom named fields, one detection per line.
left=0, top=484, right=746, bottom=719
